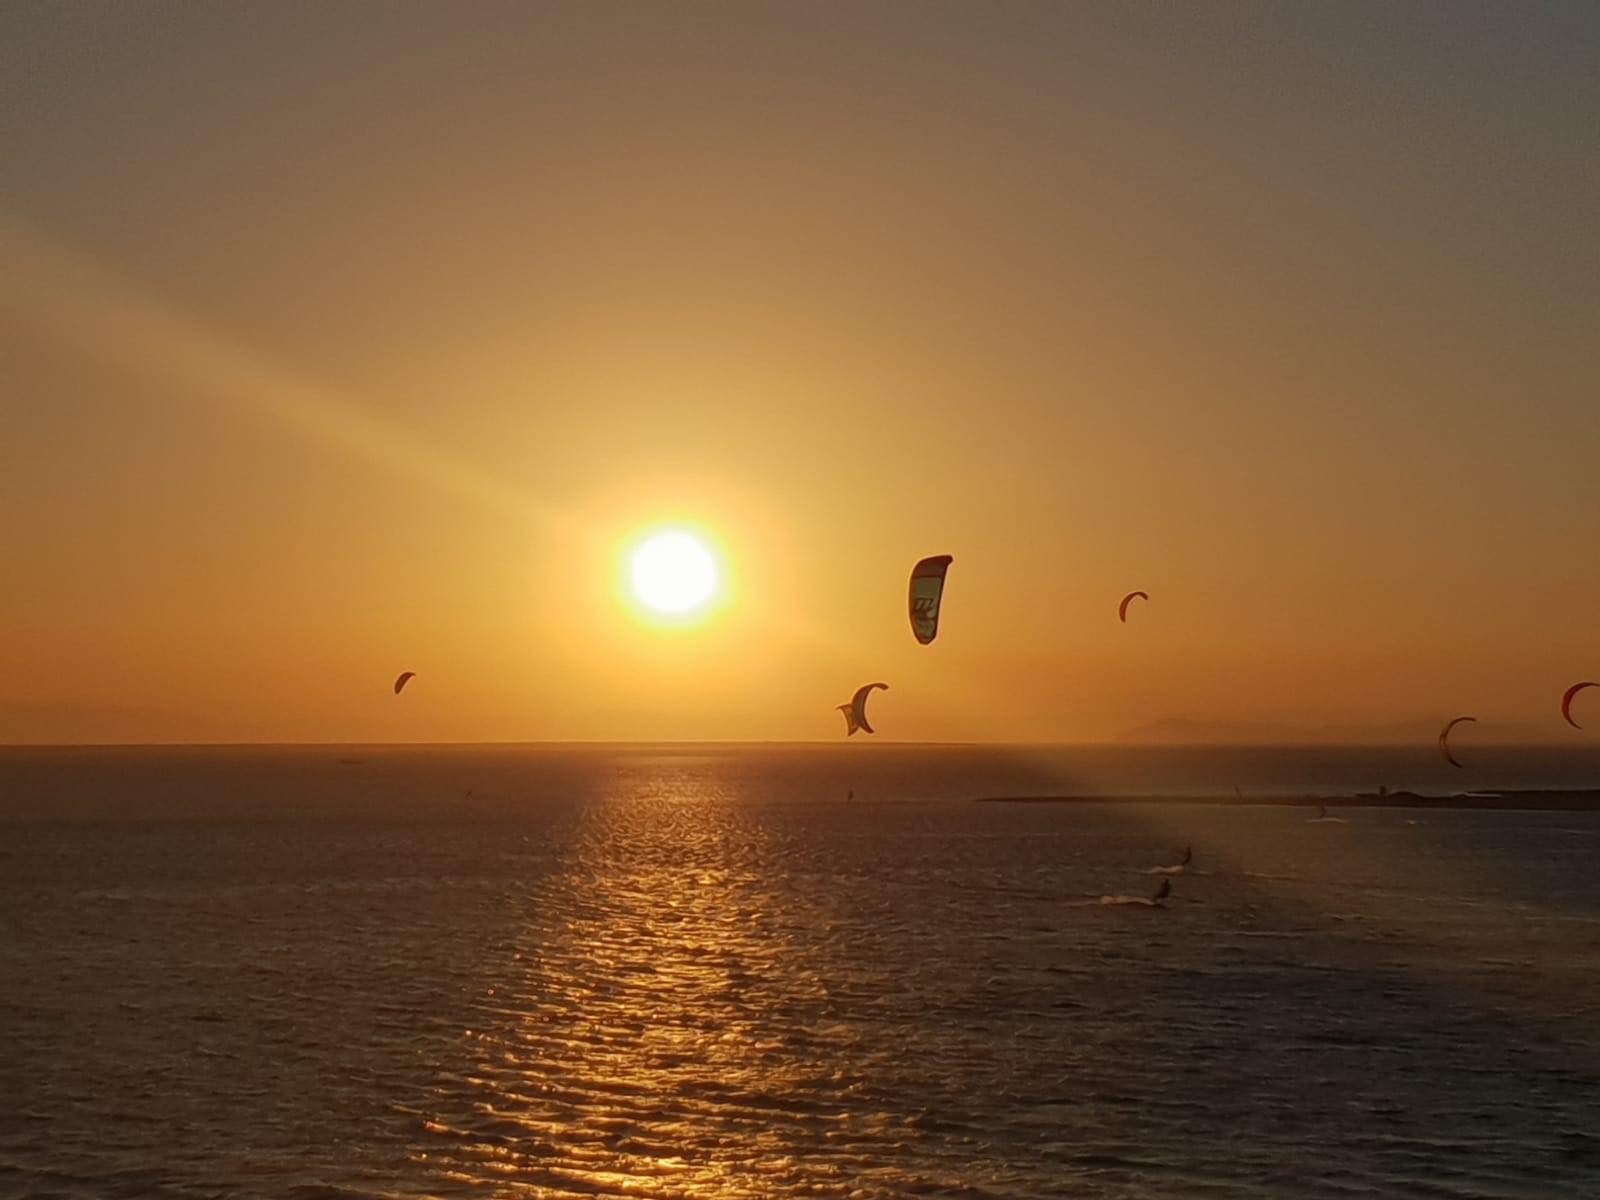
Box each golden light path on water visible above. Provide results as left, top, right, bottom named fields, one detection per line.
left=421, top=770, right=914, bottom=1197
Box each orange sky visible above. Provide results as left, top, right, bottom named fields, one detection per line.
left=2, top=4, right=1598, bottom=743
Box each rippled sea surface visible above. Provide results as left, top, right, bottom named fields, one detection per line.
left=4, top=744, right=1600, bottom=1199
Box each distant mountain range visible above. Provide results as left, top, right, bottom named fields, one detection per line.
left=1114, top=717, right=1552, bottom=745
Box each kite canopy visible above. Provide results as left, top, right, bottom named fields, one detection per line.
left=1438, top=715, right=1476, bottom=768
left=838, top=682, right=889, bottom=736
left=393, top=671, right=416, bottom=695
left=1118, top=590, right=1148, bottom=623
left=908, top=555, right=953, bottom=645
left=1562, top=682, right=1597, bottom=729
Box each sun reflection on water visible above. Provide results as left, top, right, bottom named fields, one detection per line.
left=416, top=767, right=908, bottom=1197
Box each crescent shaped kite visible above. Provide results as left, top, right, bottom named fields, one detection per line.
left=837, top=682, right=889, bottom=736
left=1562, top=682, right=1597, bottom=729
left=393, top=671, right=416, bottom=695
left=1438, top=715, right=1476, bottom=768
left=1118, top=591, right=1148, bottom=623
left=908, top=555, right=953, bottom=645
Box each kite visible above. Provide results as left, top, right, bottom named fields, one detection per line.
left=1438, top=715, right=1476, bottom=768
left=909, top=556, right=953, bottom=645
left=1562, top=682, right=1597, bottom=729
left=838, top=682, right=889, bottom=736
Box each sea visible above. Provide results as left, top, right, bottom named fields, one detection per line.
left=3, top=743, right=1600, bottom=1199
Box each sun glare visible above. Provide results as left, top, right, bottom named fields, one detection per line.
left=627, top=529, right=720, bottom=618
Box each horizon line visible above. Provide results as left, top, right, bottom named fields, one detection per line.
left=0, top=737, right=1586, bottom=751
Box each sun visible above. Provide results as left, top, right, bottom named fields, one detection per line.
left=627, top=529, right=720, bottom=617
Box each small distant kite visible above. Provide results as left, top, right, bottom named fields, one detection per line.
left=1438, top=715, right=1476, bottom=768
left=909, top=555, right=952, bottom=645
left=1118, top=591, right=1148, bottom=623
left=838, top=682, right=888, bottom=736
left=393, top=671, right=416, bottom=695
left=1562, top=682, right=1597, bottom=729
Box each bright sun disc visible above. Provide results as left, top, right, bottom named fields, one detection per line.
left=629, top=530, right=719, bottom=615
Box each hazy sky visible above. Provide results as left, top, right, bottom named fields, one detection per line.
left=3, top=2, right=1597, bottom=743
